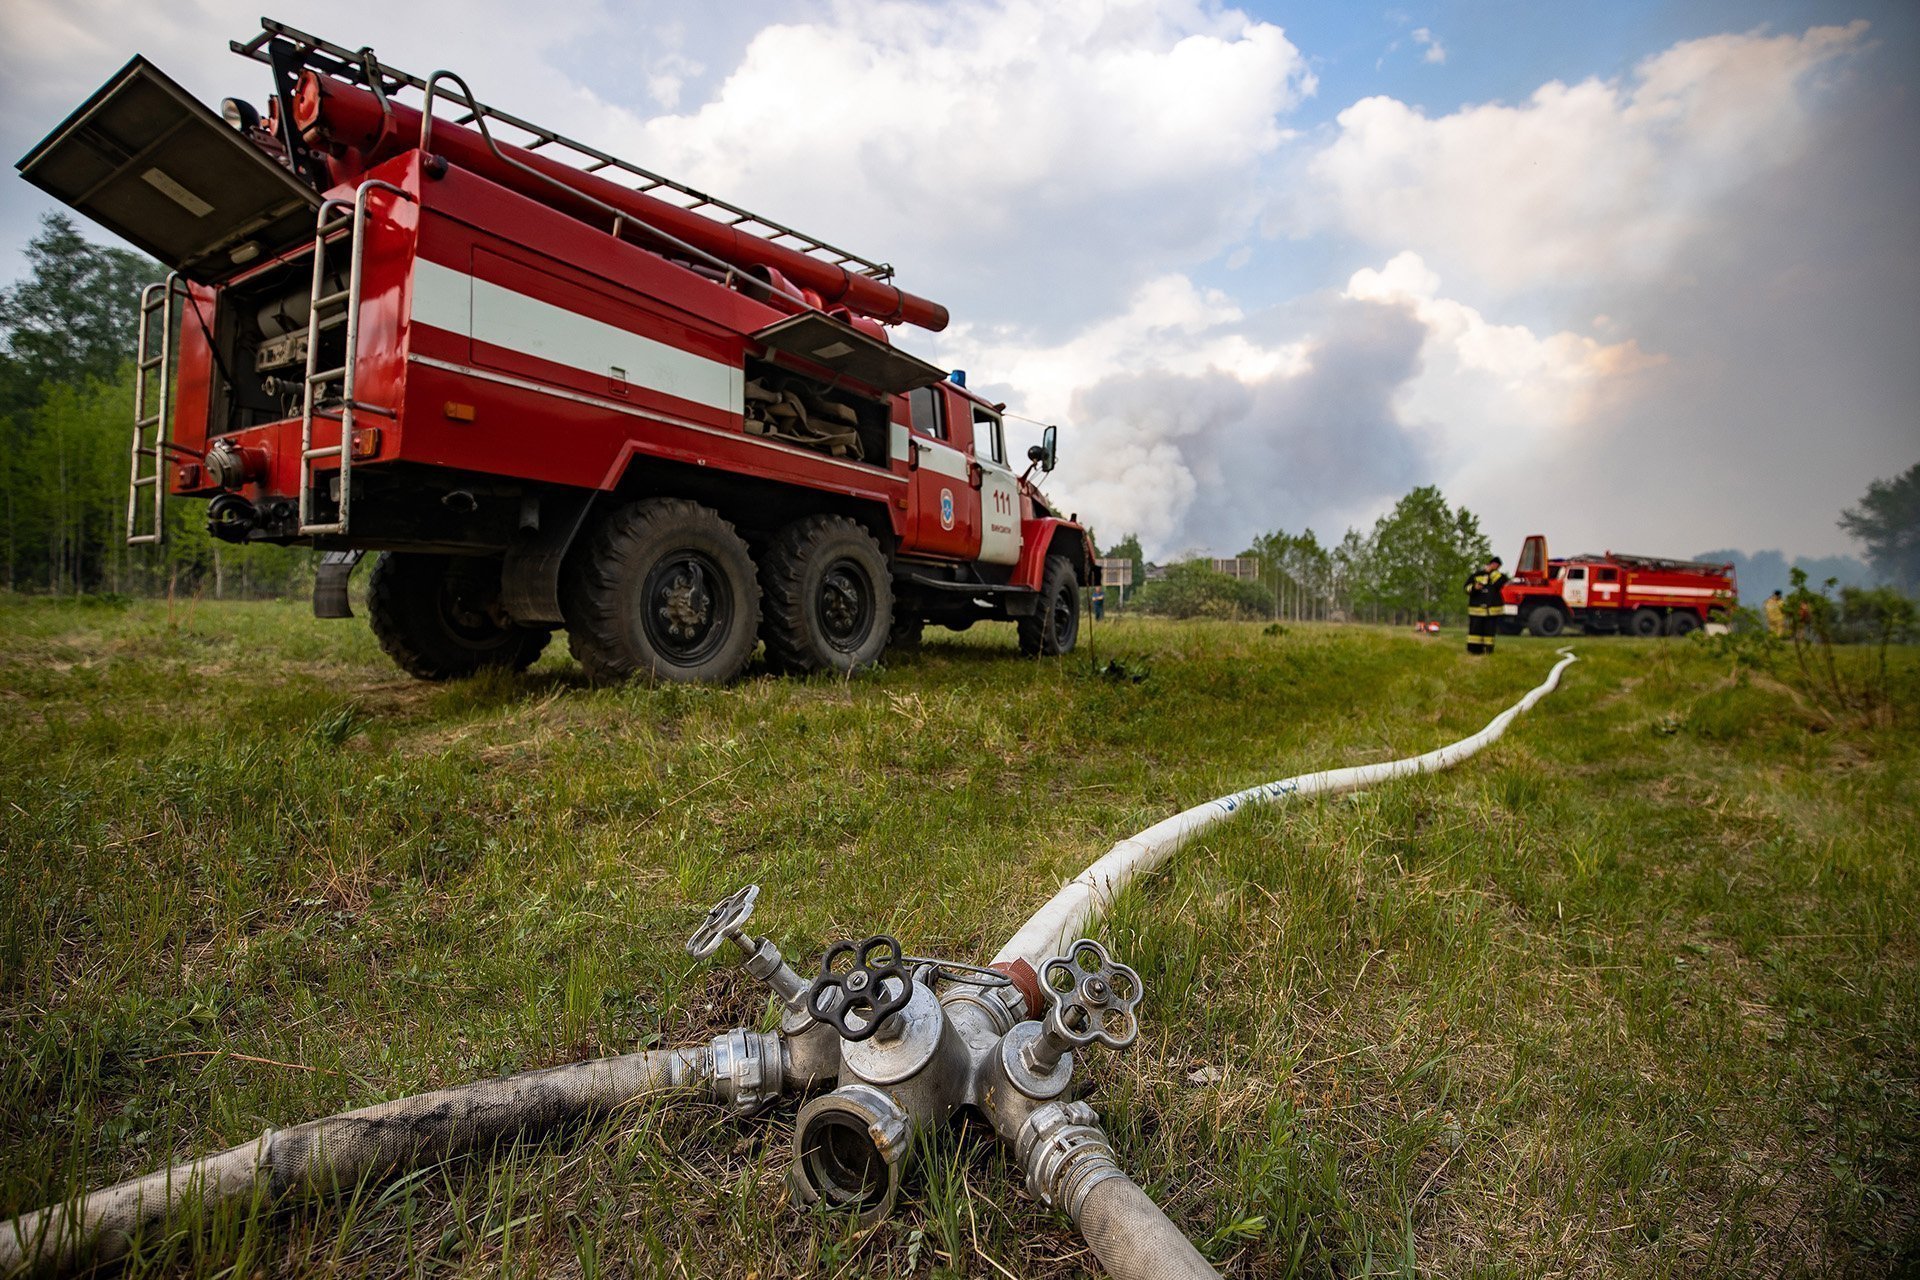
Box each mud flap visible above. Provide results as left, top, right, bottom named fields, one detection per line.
left=312, top=550, right=364, bottom=619
left=501, top=490, right=598, bottom=625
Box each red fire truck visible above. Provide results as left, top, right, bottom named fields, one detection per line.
left=17, top=20, right=1092, bottom=682
left=1500, top=535, right=1737, bottom=638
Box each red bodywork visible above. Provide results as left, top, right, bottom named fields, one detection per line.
left=1501, top=534, right=1737, bottom=636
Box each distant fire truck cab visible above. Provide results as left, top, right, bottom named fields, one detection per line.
left=1501, top=535, right=1737, bottom=638
left=17, top=20, right=1092, bottom=682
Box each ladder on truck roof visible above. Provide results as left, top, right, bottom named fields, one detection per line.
left=230, top=19, right=896, bottom=284
left=1589, top=552, right=1734, bottom=576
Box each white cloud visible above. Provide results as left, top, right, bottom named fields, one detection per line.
left=629, top=0, right=1314, bottom=326
left=1412, top=28, right=1446, bottom=65
left=1344, top=251, right=1659, bottom=442
left=1303, top=22, right=1869, bottom=293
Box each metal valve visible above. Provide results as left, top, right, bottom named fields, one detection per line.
left=686, top=883, right=759, bottom=959
left=807, top=934, right=913, bottom=1041
left=1041, top=938, right=1142, bottom=1050
left=1013, top=938, right=1143, bottom=1080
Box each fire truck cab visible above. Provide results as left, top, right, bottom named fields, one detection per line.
left=17, top=22, right=1093, bottom=683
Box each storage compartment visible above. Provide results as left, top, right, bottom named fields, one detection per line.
left=742, top=358, right=890, bottom=463
left=204, top=245, right=347, bottom=435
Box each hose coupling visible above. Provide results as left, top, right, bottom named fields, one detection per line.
left=709, top=1029, right=783, bottom=1114
left=790, top=1083, right=911, bottom=1224
left=1017, top=1100, right=1126, bottom=1217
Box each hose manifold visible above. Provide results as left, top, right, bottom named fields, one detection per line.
left=1017, top=1100, right=1125, bottom=1217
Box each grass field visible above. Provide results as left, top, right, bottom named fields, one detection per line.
left=2, top=596, right=1915, bottom=1278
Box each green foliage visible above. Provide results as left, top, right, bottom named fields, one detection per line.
left=1132, top=559, right=1274, bottom=619
left=1104, top=532, right=1146, bottom=601
left=0, top=214, right=306, bottom=596
left=0, top=214, right=160, bottom=407
left=1359, top=485, right=1491, bottom=621
left=1782, top=568, right=1913, bottom=724
left=1839, top=461, right=1920, bottom=593
left=1243, top=527, right=1333, bottom=621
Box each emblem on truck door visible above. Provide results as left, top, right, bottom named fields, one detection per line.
left=941, top=489, right=955, bottom=530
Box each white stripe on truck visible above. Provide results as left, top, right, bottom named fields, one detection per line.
left=410, top=257, right=744, bottom=416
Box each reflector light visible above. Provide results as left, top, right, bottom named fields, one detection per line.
left=350, top=427, right=383, bottom=459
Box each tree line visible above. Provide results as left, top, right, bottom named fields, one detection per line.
left=0, top=215, right=308, bottom=598
left=1107, top=485, right=1493, bottom=624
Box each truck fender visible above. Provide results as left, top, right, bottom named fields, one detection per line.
left=500, top=488, right=600, bottom=624
left=1013, top=518, right=1090, bottom=591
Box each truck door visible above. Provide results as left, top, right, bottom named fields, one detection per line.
left=970, top=403, right=1022, bottom=566
left=1591, top=566, right=1621, bottom=609
left=1563, top=566, right=1589, bottom=608
left=903, top=384, right=982, bottom=560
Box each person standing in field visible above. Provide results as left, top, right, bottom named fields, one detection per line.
left=1765, top=589, right=1787, bottom=637
left=1091, top=580, right=1106, bottom=621
left=1465, top=556, right=1509, bottom=655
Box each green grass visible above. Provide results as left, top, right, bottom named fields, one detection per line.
left=1, top=596, right=1915, bottom=1277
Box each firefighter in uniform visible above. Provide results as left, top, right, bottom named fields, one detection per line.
left=1465, top=556, right=1509, bottom=655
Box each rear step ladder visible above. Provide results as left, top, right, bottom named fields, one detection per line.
left=128, top=273, right=184, bottom=545
left=298, top=179, right=412, bottom=537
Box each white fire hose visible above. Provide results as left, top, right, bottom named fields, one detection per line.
left=997, top=647, right=1579, bottom=971
left=983, top=646, right=1578, bottom=1280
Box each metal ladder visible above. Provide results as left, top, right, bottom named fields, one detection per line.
left=128, top=273, right=184, bottom=545
left=297, top=179, right=412, bottom=536
left=232, top=17, right=894, bottom=281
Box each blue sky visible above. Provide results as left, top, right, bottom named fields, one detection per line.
left=2, top=1, right=1914, bottom=565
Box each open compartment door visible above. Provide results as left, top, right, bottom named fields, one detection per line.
left=16, top=57, right=321, bottom=284
left=752, top=312, right=947, bottom=396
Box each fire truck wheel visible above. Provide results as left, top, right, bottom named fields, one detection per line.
left=367, top=552, right=550, bottom=681
left=759, top=515, right=893, bottom=675
left=1019, top=555, right=1080, bottom=658
left=1666, top=611, right=1701, bottom=637
left=1525, top=605, right=1566, bottom=638
left=1628, top=607, right=1664, bottom=638
left=564, top=499, right=761, bottom=684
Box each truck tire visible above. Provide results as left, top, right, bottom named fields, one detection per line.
left=1526, top=605, right=1566, bottom=638
left=1019, top=555, right=1080, bottom=657
left=563, top=498, right=760, bottom=684
left=367, top=552, right=549, bottom=681
left=1628, top=607, right=1664, bottom=638
left=758, top=515, right=893, bottom=675
left=1666, top=610, right=1701, bottom=637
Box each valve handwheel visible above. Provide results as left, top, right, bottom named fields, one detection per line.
left=1040, top=939, right=1142, bottom=1050
left=807, top=934, right=912, bottom=1041
left=686, top=884, right=759, bottom=959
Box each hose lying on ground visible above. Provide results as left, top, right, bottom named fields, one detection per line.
left=989, top=648, right=1579, bottom=1280
left=1, top=1048, right=710, bottom=1276
left=995, top=647, right=1580, bottom=972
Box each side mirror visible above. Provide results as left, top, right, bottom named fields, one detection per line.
left=1027, top=424, right=1058, bottom=473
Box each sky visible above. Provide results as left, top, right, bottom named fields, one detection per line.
left=1, top=0, right=1915, bottom=564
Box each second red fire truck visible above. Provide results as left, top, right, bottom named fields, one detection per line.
left=1501, top=535, right=1738, bottom=638
left=18, top=20, right=1093, bottom=683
